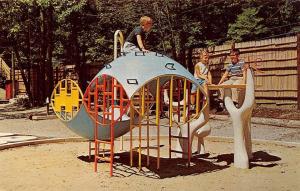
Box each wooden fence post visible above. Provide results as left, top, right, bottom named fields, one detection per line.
left=297, top=33, right=300, bottom=110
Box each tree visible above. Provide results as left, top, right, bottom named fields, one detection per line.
left=0, top=0, right=34, bottom=105
left=0, top=0, right=299, bottom=108
left=227, top=7, right=267, bottom=42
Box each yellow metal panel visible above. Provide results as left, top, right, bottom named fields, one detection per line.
left=51, top=79, right=83, bottom=121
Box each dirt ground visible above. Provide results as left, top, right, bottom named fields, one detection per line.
left=0, top=103, right=300, bottom=190
left=216, top=105, right=300, bottom=121
left=0, top=138, right=299, bottom=191
left=252, top=106, right=300, bottom=120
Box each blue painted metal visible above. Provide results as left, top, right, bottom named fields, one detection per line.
left=60, top=51, right=202, bottom=140
left=63, top=105, right=132, bottom=140
left=93, top=51, right=201, bottom=99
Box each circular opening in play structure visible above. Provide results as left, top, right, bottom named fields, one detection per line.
left=160, top=76, right=206, bottom=124
left=81, top=73, right=207, bottom=129
left=83, top=75, right=131, bottom=125
left=51, top=79, right=83, bottom=121
left=128, top=75, right=208, bottom=126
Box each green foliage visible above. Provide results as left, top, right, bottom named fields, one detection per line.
left=227, top=7, right=267, bottom=42
left=0, top=0, right=299, bottom=105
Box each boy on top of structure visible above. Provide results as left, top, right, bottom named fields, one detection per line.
left=218, top=48, right=246, bottom=106
left=191, top=49, right=212, bottom=108
left=123, top=16, right=153, bottom=53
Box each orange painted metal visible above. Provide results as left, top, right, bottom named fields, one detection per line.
left=83, top=74, right=130, bottom=176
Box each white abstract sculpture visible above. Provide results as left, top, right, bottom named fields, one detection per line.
left=195, top=122, right=211, bottom=155
left=163, top=88, right=211, bottom=158
left=163, top=89, right=188, bottom=107
left=175, top=104, right=211, bottom=158
left=224, top=69, right=255, bottom=169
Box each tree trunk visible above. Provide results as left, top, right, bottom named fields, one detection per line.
left=45, top=6, right=54, bottom=98
left=38, top=8, right=47, bottom=105
left=69, top=14, right=81, bottom=85
left=12, top=47, right=33, bottom=106
left=79, top=45, right=87, bottom=91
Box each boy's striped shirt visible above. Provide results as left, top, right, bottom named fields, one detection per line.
left=226, top=60, right=245, bottom=77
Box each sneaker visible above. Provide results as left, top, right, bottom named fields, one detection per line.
left=190, top=105, right=196, bottom=111
left=219, top=102, right=224, bottom=108
left=233, top=102, right=239, bottom=108
left=160, top=112, right=167, bottom=119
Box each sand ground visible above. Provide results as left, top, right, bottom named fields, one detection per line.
left=1, top=105, right=300, bottom=191
left=0, top=137, right=299, bottom=191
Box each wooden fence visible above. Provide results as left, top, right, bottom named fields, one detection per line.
left=192, top=34, right=300, bottom=109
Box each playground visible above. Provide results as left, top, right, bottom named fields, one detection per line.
left=1, top=32, right=300, bottom=190
left=1, top=1, right=300, bottom=189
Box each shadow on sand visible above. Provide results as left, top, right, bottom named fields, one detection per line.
left=250, top=151, right=281, bottom=168
left=78, top=150, right=281, bottom=178
left=78, top=151, right=228, bottom=179
left=206, top=150, right=281, bottom=168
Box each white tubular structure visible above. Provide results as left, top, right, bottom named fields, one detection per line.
left=166, top=87, right=210, bottom=158
left=195, top=111, right=211, bottom=155
left=224, top=69, right=255, bottom=169
left=114, top=30, right=124, bottom=59
left=163, top=89, right=188, bottom=107
left=114, top=30, right=125, bottom=150
left=175, top=105, right=210, bottom=158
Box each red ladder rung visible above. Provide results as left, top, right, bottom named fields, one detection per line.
left=103, top=92, right=113, bottom=95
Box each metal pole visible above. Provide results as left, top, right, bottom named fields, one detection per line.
left=110, top=77, right=115, bottom=177
left=183, top=79, right=187, bottom=122
left=169, top=76, right=173, bottom=127
left=130, top=103, right=134, bottom=167
left=113, top=30, right=126, bottom=149
left=146, top=84, right=150, bottom=166
left=155, top=77, right=160, bottom=169
left=113, top=30, right=124, bottom=59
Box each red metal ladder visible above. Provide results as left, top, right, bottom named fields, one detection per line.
left=84, top=75, right=129, bottom=176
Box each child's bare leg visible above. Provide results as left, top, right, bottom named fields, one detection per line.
left=191, top=94, right=196, bottom=105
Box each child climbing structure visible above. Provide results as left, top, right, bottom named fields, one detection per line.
left=51, top=50, right=211, bottom=176
left=51, top=31, right=256, bottom=177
